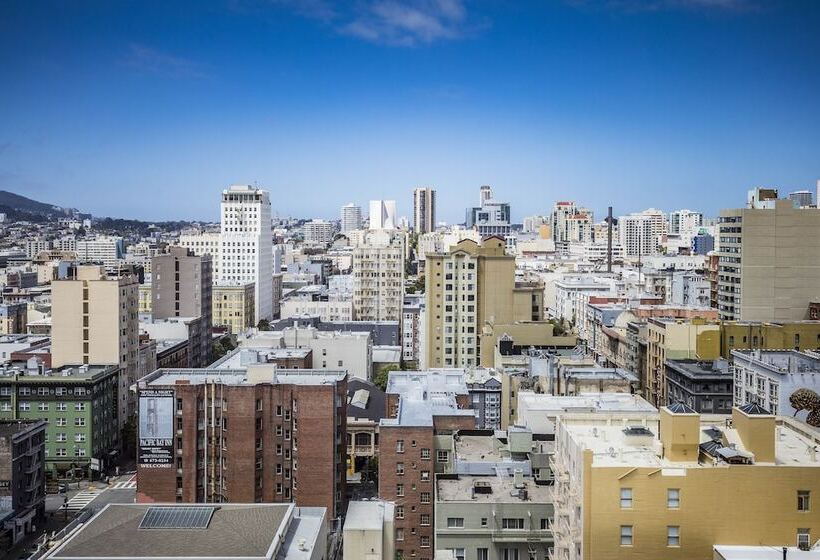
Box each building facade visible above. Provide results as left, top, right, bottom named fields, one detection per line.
left=413, top=187, right=436, bottom=234
left=218, top=185, right=273, bottom=322
left=352, top=229, right=405, bottom=322
left=0, top=419, right=46, bottom=545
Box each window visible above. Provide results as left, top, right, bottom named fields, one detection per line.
left=540, top=518, right=552, bottom=530
left=667, top=488, right=680, bottom=509
left=396, top=506, right=404, bottom=519
left=420, top=514, right=430, bottom=526
left=449, top=549, right=465, bottom=560
left=397, top=484, right=404, bottom=497
left=502, top=518, right=524, bottom=529
left=480, top=518, right=488, bottom=527
left=502, top=549, right=519, bottom=560
left=620, top=488, right=633, bottom=508
left=667, top=526, right=680, bottom=547
left=421, top=471, right=430, bottom=481
left=798, top=529, right=811, bottom=549
left=437, top=450, right=449, bottom=463
left=477, top=549, right=488, bottom=560
left=396, top=439, right=404, bottom=452
left=420, top=448, right=430, bottom=460
left=798, top=491, right=811, bottom=512
left=396, top=463, right=404, bottom=475
left=620, top=525, right=633, bottom=546
left=420, top=536, right=430, bottom=548
left=420, top=492, right=430, bottom=504
left=396, top=529, right=404, bottom=541
left=447, top=518, right=464, bottom=529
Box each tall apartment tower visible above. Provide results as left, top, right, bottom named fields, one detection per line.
left=340, top=203, right=362, bottom=233
left=52, top=265, right=139, bottom=433
left=151, top=247, right=213, bottom=366
left=352, top=229, right=406, bottom=321
left=135, top=365, right=347, bottom=520
left=618, top=208, right=668, bottom=259
left=412, top=188, right=436, bottom=233
left=718, top=192, right=820, bottom=321
left=425, top=237, right=551, bottom=368
left=369, top=200, right=398, bottom=230
left=218, top=185, right=273, bottom=322
left=669, top=209, right=704, bottom=236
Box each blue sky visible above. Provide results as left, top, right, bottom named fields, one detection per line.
left=1, top=0, right=819, bottom=223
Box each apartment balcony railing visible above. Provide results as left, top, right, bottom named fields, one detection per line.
left=491, top=529, right=553, bottom=543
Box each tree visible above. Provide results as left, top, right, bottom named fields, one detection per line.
left=257, top=319, right=271, bottom=331
left=373, top=363, right=400, bottom=391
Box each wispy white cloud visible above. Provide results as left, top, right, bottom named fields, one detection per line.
left=123, top=43, right=210, bottom=79
left=268, top=0, right=486, bottom=47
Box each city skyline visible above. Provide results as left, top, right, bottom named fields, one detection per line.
left=2, top=1, right=819, bottom=222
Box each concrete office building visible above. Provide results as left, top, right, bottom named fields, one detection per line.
left=465, top=186, right=511, bottom=237
left=212, top=282, right=255, bottom=334
left=551, top=404, right=820, bottom=560
left=76, top=236, right=125, bottom=269
left=669, top=209, right=703, bottom=237
left=0, top=362, right=120, bottom=473
left=353, top=229, right=405, bottom=322
left=0, top=419, right=46, bottom=545
left=303, top=219, right=335, bottom=244
left=413, top=187, right=436, bottom=234
left=425, top=237, right=565, bottom=369
left=135, top=365, right=347, bottom=520
left=51, top=265, right=139, bottom=429
left=370, top=200, right=398, bottom=231
left=717, top=192, right=820, bottom=321
left=340, top=203, right=363, bottom=233
left=152, top=247, right=212, bottom=366
left=178, top=231, right=221, bottom=277
left=41, top=503, right=329, bottom=560
left=618, top=208, right=667, bottom=259
left=218, top=185, right=273, bottom=322
left=789, top=190, right=814, bottom=208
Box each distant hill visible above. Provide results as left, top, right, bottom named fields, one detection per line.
left=0, top=190, right=75, bottom=218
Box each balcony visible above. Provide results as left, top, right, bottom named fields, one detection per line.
left=491, top=529, right=553, bottom=543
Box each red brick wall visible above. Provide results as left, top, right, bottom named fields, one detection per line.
left=379, top=425, right=435, bottom=560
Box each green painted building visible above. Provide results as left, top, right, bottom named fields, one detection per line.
left=0, top=363, right=120, bottom=474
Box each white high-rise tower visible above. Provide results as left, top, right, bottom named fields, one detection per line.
left=369, top=200, right=397, bottom=230
left=341, top=203, right=362, bottom=233
left=218, top=185, right=273, bottom=322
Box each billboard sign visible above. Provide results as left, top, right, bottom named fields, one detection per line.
left=138, top=389, right=175, bottom=467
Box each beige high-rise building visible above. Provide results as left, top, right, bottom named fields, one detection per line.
left=212, top=282, right=255, bottom=334
left=352, top=229, right=405, bottom=321
left=412, top=187, right=436, bottom=233
left=51, top=265, right=139, bottom=434
left=425, top=237, right=556, bottom=368
left=718, top=194, right=820, bottom=322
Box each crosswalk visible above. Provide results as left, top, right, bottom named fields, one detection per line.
left=112, top=480, right=137, bottom=489
left=62, top=489, right=104, bottom=511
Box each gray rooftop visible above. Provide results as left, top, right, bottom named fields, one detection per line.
left=46, top=503, right=292, bottom=559
left=665, top=359, right=731, bottom=379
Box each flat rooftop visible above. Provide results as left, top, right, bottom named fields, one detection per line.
left=45, top=503, right=294, bottom=559
left=345, top=501, right=393, bottom=532
left=141, top=367, right=346, bottom=387
left=0, top=363, right=117, bottom=381
left=211, top=347, right=313, bottom=369
left=666, top=359, right=731, bottom=378
left=455, top=434, right=506, bottom=462
left=436, top=475, right=552, bottom=503
left=732, top=349, right=820, bottom=374
left=518, top=392, right=656, bottom=414
left=561, top=414, right=820, bottom=468
left=386, top=370, right=469, bottom=396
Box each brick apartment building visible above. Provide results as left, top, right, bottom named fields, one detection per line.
left=379, top=371, right=476, bottom=560
left=135, top=364, right=347, bottom=520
